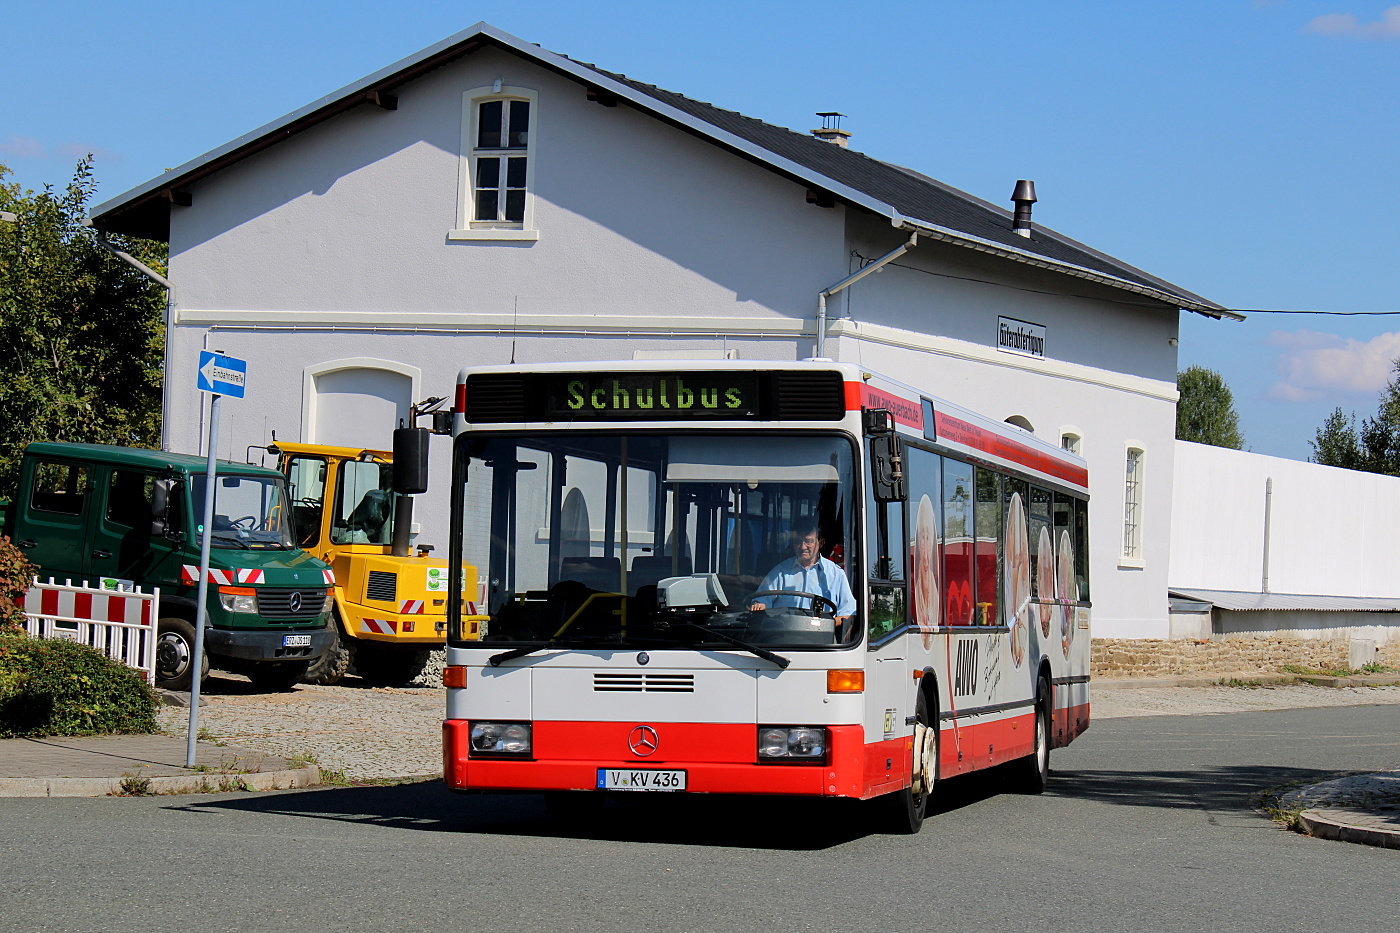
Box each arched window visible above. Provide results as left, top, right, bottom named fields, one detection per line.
left=1060, top=427, right=1083, bottom=456
left=302, top=359, right=421, bottom=449
left=1004, top=415, right=1034, bottom=433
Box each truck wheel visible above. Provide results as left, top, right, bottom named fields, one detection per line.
left=246, top=660, right=311, bottom=692
left=155, top=617, right=208, bottom=691
left=302, top=621, right=353, bottom=685
left=354, top=645, right=431, bottom=686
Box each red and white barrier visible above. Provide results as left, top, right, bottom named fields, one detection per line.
left=23, top=578, right=160, bottom=683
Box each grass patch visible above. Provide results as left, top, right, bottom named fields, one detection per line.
left=1221, top=677, right=1265, bottom=688
left=1279, top=663, right=1361, bottom=677
left=117, top=772, right=153, bottom=796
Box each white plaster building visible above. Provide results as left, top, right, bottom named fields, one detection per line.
left=91, top=23, right=1238, bottom=638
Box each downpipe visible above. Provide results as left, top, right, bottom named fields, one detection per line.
left=816, top=233, right=917, bottom=358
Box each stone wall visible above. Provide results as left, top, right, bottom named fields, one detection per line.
left=1091, top=636, right=1400, bottom=679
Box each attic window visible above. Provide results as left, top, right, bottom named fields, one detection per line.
left=451, top=86, right=539, bottom=242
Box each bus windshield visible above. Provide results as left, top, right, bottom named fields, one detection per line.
left=457, top=432, right=859, bottom=650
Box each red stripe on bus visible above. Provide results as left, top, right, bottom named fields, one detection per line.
left=843, top=381, right=863, bottom=411
left=936, top=710, right=1039, bottom=779
left=454, top=382, right=467, bottom=413
left=861, top=386, right=924, bottom=429
left=935, top=411, right=1088, bottom=488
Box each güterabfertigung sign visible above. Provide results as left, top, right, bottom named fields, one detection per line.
left=997, top=316, right=1045, bottom=359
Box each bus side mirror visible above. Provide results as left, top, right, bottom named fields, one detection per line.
left=870, top=434, right=906, bottom=502
left=393, top=427, right=430, bottom=494
left=150, top=477, right=175, bottom=536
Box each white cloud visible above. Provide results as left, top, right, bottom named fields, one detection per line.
left=1268, top=329, right=1400, bottom=400
left=1304, top=6, right=1400, bottom=38
left=0, top=135, right=47, bottom=159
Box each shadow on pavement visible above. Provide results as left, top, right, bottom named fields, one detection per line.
left=161, top=760, right=1320, bottom=847
left=1048, top=763, right=1335, bottom=814
left=162, top=767, right=1026, bottom=850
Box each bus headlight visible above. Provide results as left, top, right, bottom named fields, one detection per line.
left=469, top=721, right=532, bottom=756
left=757, top=726, right=827, bottom=762
left=217, top=586, right=258, bottom=614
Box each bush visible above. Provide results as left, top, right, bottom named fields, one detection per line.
left=0, top=536, right=37, bottom=635
left=0, top=634, right=158, bottom=738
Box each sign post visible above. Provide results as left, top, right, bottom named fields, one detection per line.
left=187, top=351, right=247, bottom=768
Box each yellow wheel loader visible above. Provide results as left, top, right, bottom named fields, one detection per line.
left=270, top=436, right=482, bottom=685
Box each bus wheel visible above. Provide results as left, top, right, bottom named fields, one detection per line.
left=154, top=617, right=208, bottom=692
left=876, top=689, right=934, bottom=834
left=302, top=616, right=353, bottom=685
left=1010, top=675, right=1051, bottom=794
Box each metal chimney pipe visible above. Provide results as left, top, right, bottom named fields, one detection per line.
left=1011, top=179, right=1037, bottom=237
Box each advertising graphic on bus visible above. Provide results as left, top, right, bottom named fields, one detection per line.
left=442, top=361, right=1090, bottom=832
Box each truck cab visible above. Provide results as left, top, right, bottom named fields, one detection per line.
left=4, top=443, right=335, bottom=690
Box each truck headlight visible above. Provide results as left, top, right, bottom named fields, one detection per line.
left=469, top=721, right=532, bottom=757
left=757, top=726, right=828, bottom=762
left=217, top=586, right=258, bottom=614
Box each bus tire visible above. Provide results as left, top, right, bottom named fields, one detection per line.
left=302, top=615, right=353, bottom=685
left=876, top=689, right=934, bottom=834
left=1010, top=675, right=1051, bottom=794
left=245, top=660, right=310, bottom=692
left=154, top=616, right=208, bottom=692
left=354, top=644, right=431, bottom=686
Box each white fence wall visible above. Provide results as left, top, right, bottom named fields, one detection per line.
left=23, top=579, right=160, bottom=683
left=1170, top=441, right=1400, bottom=598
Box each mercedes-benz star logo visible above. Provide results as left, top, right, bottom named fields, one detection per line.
left=636, top=651, right=650, bottom=666
left=628, top=725, right=659, bottom=757
left=288, top=591, right=303, bottom=613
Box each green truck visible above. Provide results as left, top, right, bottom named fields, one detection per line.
left=3, top=442, right=336, bottom=690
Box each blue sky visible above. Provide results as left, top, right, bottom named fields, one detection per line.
left=5, top=1, right=1398, bottom=462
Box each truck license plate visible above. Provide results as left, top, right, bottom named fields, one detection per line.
left=282, top=634, right=312, bottom=647
left=596, top=768, right=687, bottom=792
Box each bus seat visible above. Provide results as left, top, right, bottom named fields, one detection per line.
left=629, top=555, right=694, bottom=595
left=559, top=556, right=622, bottom=593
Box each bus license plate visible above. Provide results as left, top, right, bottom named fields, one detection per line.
left=282, top=634, right=312, bottom=647
left=596, top=768, right=687, bottom=792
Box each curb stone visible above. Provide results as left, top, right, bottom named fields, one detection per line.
left=0, top=764, right=321, bottom=798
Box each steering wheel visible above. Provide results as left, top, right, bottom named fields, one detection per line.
left=748, top=590, right=838, bottom=617
left=229, top=515, right=259, bottom=530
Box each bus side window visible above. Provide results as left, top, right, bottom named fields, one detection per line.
left=941, top=459, right=974, bottom=626
left=975, top=469, right=1002, bottom=626
left=904, top=447, right=942, bottom=630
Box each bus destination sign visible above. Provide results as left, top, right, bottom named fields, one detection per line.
left=543, top=372, right=761, bottom=421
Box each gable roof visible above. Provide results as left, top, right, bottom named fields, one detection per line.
left=91, top=23, right=1237, bottom=319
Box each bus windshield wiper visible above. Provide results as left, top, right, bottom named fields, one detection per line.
left=667, top=619, right=790, bottom=669
left=487, top=633, right=630, bottom=667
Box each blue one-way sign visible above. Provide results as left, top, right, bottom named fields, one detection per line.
left=197, top=351, right=247, bottom=398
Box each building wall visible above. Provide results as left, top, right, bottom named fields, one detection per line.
left=1170, top=441, right=1400, bottom=598
left=160, top=45, right=1189, bottom=637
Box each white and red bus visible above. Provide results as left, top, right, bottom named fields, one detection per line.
left=442, top=360, right=1090, bottom=832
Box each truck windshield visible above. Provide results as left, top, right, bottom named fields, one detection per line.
left=455, top=432, right=860, bottom=651
left=191, top=474, right=295, bottom=550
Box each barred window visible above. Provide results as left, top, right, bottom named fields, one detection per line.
left=1122, top=447, right=1144, bottom=560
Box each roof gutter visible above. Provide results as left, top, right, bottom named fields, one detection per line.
left=888, top=217, right=1243, bottom=321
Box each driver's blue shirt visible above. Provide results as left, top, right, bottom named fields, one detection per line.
left=754, top=556, right=857, bottom=617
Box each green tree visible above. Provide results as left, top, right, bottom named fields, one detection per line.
left=1310, top=360, right=1400, bottom=475
left=0, top=158, right=167, bottom=497
left=1176, top=366, right=1244, bottom=449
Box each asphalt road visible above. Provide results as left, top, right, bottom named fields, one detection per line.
left=1, top=703, right=1397, bottom=933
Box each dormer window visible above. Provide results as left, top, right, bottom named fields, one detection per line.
left=452, top=86, right=539, bottom=241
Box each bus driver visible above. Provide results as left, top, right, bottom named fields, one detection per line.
left=749, top=521, right=857, bottom=627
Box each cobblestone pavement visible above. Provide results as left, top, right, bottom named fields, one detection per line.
left=157, top=668, right=1400, bottom=782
